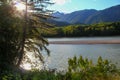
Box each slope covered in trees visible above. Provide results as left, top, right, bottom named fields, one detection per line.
left=42, top=22, right=120, bottom=37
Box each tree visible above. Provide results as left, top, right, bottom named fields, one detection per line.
left=16, top=0, right=53, bottom=68
left=0, top=0, right=53, bottom=70
left=0, top=2, right=22, bottom=70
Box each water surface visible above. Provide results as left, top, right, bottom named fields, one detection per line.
left=44, top=36, right=120, bottom=71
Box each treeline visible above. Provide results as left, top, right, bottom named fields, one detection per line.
left=42, top=22, right=120, bottom=37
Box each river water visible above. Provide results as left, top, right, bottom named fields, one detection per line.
left=42, top=36, right=120, bottom=71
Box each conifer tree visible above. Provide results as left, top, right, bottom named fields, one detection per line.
left=0, top=0, right=53, bottom=69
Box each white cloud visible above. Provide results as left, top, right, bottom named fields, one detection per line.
left=52, top=0, right=71, bottom=5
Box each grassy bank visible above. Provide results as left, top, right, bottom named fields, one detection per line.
left=1, top=56, right=120, bottom=80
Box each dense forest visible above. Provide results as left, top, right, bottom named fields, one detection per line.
left=43, top=22, right=120, bottom=37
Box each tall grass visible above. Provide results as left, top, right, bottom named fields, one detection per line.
left=1, top=56, right=120, bottom=80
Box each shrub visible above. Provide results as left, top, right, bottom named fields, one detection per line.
left=67, top=56, right=120, bottom=80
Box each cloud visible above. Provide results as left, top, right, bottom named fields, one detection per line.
left=52, top=0, right=71, bottom=5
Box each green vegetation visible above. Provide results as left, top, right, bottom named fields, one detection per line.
left=0, top=0, right=52, bottom=72
left=0, top=56, right=120, bottom=80
left=43, top=22, right=120, bottom=37
left=0, top=3, right=22, bottom=71
left=67, top=56, right=120, bottom=80
left=0, top=0, right=120, bottom=80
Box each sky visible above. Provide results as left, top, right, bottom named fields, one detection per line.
left=48, top=0, right=120, bottom=13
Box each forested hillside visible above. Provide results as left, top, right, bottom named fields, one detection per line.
left=42, top=22, right=120, bottom=37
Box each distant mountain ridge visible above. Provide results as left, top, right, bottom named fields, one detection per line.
left=52, top=5, right=120, bottom=25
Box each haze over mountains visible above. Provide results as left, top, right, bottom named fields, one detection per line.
left=50, top=5, right=120, bottom=26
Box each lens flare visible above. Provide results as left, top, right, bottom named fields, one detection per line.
left=15, top=2, right=26, bottom=11
left=22, top=63, right=31, bottom=70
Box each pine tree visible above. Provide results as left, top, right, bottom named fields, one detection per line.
left=0, top=0, right=53, bottom=70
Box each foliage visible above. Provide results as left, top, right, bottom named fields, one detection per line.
left=43, top=22, right=120, bottom=37
left=0, top=0, right=120, bottom=80
left=15, top=0, right=53, bottom=67
left=0, top=3, right=22, bottom=70
left=67, top=56, right=120, bottom=80
left=0, top=0, right=53, bottom=71
left=0, top=56, right=120, bottom=80
left=0, top=70, right=22, bottom=80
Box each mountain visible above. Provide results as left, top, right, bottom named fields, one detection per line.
left=52, top=5, right=120, bottom=24
left=86, top=5, right=120, bottom=24
left=52, top=11, right=64, bottom=17
left=52, top=9, right=97, bottom=24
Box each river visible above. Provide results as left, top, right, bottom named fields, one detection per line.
left=42, top=36, right=120, bottom=71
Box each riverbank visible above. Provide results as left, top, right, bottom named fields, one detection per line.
left=1, top=56, right=120, bottom=80
left=49, top=40, right=120, bottom=44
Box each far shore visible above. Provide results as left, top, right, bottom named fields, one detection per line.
left=49, top=40, right=120, bottom=44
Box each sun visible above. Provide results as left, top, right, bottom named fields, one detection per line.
left=15, top=2, right=26, bottom=11
left=52, top=0, right=71, bottom=5
left=22, top=63, right=31, bottom=70
left=53, top=0, right=66, bottom=5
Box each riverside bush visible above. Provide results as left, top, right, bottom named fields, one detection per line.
left=67, top=56, right=120, bottom=80
left=0, top=56, right=120, bottom=80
